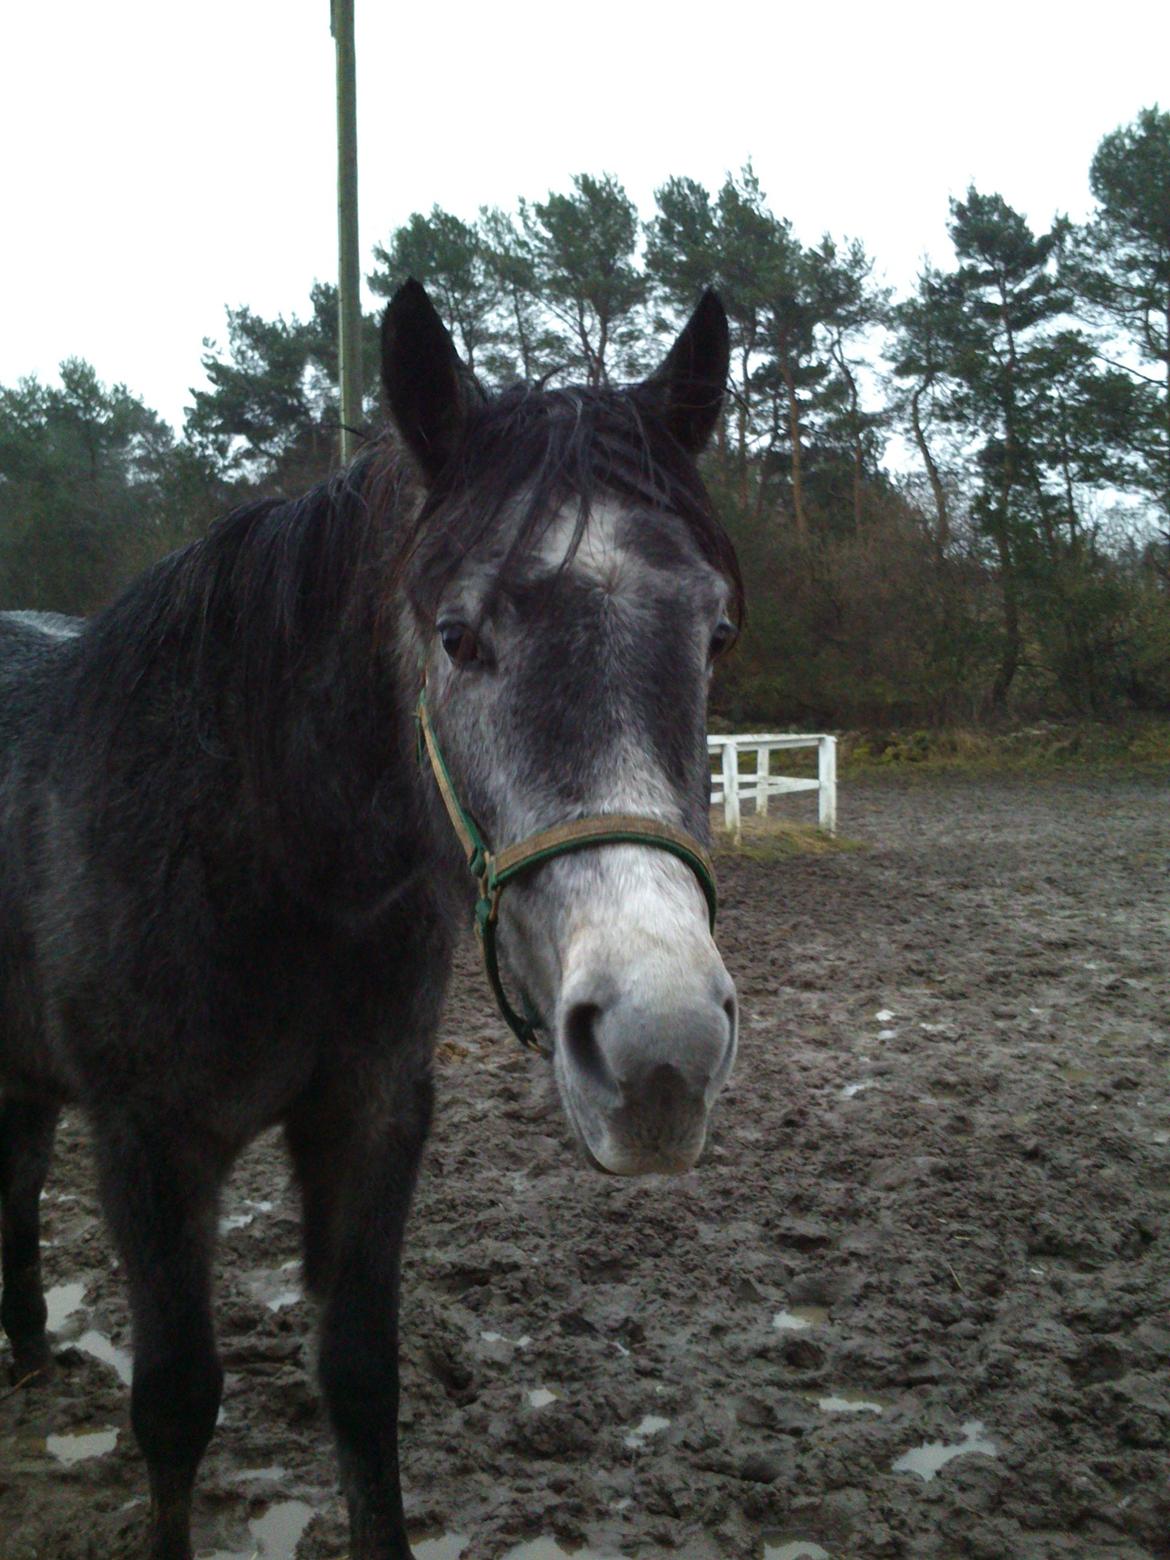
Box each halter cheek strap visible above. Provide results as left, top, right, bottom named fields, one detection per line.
left=416, top=690, right=718, bottom=1056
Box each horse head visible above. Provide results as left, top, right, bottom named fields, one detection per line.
left=386, top=280, right=739, bottom=1176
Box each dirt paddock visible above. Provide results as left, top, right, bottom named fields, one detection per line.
left=1, top=770, right=1167, bottom=1560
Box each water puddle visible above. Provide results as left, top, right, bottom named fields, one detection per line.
left=45, top=1281, right=87, bottom=1329
left=76, top=1327, right=134, bottom=1385
left=44, top=1282, right=134, bottom=1385
left=764, top=1542, right=831, bottom=1560
left=47, top=1426, right=119, bottom=1464
left=250, top=1501, right=313, bottom=1556
left=772, top=1306, right=828, bottom=1332
left=413, top=1534, right=471, bottom=1560
left=892, top=1419, right=997, bottom=1481
left=265, top=1289, right=302, bottom=1313
left=246, top=1267, right=303, bottom=1313
left=228, top=1465, right=290, bottom=1483
left=806, top=1389, right=884, bottom=1414
left=623, top=1413, right=671, bottom=1448
left=219, top=1198, right=275, bottom=1236
left=501, top=1542, right=623, bottom=1559
left=201, top=1498, right=314, bottom=1560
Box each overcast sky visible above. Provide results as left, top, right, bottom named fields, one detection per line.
left=3, top=1, right=1167, bottom=431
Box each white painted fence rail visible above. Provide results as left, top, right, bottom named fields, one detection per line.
left=708, top=732, right=838, bottom=840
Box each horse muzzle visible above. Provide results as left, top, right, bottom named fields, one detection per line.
left=553, top=940, right=737, bottom=1175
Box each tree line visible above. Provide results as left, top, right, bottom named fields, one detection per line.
left=2, top=107, right=1168, bottom=726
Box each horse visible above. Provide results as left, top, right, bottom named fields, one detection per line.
left=0, top=279, right=741, bottom=1560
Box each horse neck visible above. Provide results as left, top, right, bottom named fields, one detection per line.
left=75, top=480, right=443, bottom=925
left=219, top=520, right=438, bottom=916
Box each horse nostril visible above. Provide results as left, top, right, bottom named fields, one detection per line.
left=643, top=1061, right=695, bottom=1112
left=563, top=1002, right=610, bottom=1090
left=716, top=995, right=739, bottom=1083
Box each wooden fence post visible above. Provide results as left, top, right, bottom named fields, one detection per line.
left=721, top=739, right=741, bottom=842
left=818, top=736, right=837, bottom=835
left=755, top=742, right=770, bottom=817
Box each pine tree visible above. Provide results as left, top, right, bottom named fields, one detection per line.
left=516, top=174, right=648, bottom=385
left=0, top=364, right=198, bottom=612
left=186, top=284, right=378, bottom=490
left=889, top=269, right=966, bottom=552
left=1072, top=106, right=1170, bottom=533
left=369, top=207, right=498, bottom=375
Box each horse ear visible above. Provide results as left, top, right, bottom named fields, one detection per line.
left=642, top=288, right=730, bottom=455
left=381, top=279, right=482, bottom=481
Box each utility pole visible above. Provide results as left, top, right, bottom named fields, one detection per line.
left=331, top=0, right=361, bottom=463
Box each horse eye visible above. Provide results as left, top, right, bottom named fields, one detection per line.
left=709, top=619, right=738, bottom=660
left=439, top=622, right=479, bottom=666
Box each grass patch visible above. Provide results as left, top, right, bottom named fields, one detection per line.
left=839, top=716, right=1170, bottom=775
left=710, top=810, right=861, bottom=861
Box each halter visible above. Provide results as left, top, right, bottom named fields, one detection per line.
left=417, top=690, right=718, bottom=1056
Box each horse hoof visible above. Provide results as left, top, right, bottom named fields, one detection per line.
left=9, top=1341, right=54, bottom=1387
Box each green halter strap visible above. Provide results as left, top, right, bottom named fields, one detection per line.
left=416, top=690, right=718, bottom=1056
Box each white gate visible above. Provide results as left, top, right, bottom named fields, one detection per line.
left=708, top=733, right=838, bottom=840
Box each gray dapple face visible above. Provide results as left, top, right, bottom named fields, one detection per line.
left=423, top=501, right=737, bottom=1174
left=385, top=281, right=738, bottom=1174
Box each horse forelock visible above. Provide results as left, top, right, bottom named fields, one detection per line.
left=388, top=384, right=743, bottom=627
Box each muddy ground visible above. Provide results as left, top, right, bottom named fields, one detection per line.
left=1, top=770, right=1167, bottom=1560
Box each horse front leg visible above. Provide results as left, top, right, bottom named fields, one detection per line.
left=0, top=1094, right=60, bottom=1384
left=286, top=1053, right=434, bottom=1560
left=92, top=1115, right=226, bottom=1560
